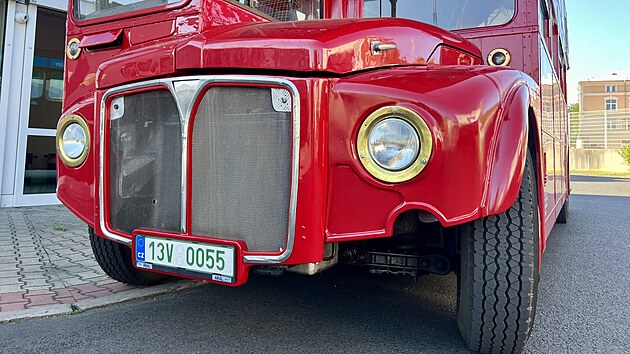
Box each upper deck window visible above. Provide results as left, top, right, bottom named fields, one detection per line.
left=235, top=0, right=321, bottom=21
left=75, top=0, right=180, bottom=20
left=364, top=0, right=515, bottom=30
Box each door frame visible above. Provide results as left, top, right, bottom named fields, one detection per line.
left=13, top=0, right=67, bottom=206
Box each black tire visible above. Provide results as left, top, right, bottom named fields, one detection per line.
left=556, top=197, right=569, bottom=224
left=457, top=151, right=540, bottom=354
left=89, top=227, right=168, bottom=286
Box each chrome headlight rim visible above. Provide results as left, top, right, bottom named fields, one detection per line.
left=57, top=114, right=90, bottom=167
left=357, top=106, right=433, bottom=183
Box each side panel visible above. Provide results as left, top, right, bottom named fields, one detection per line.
left=539, top=38, right=557, bottom=236
left=56, top=97, right=96, bottom=225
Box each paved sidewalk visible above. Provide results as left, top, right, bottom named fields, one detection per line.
left=0, top=205, right=195, bottom=315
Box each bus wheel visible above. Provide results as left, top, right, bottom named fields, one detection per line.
left=89, top=227, right=168, bottom=286
left=456, top=151, right=539, bottom=354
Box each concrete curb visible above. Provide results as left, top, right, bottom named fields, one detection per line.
left=0, top=304, right=73, bottom=323
left=73, top=280, right=205, bottom=311
left=0, top=280, right=206, bottom=324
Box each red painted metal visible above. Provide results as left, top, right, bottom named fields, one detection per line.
left=79, top=29, right=123, bottom=48
left=58, top=0, right=569, bottom=284
left=174, top=18, right=480, bottom=76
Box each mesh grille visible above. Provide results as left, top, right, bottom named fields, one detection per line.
left=109, top=90, right=182, bottom=234
left=191, top=87, right=292, bottom=252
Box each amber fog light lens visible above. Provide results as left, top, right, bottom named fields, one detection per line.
left=488, top=48, right=511, bottom=66
left=368, top=118, right=420, bottom=171
left=57, top=115, right=90, bottom=167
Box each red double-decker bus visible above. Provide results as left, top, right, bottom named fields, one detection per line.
left=56, top=0, right=569, bottom=352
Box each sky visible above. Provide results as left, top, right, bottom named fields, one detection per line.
left=566, top=0, right=630, bottom=104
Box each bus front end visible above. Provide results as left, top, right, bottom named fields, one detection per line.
left=57, top=1, right=564, bottom=353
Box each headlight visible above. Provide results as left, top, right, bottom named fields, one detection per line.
left=368, top=118, right=419, bottom=171
left=357, top=106, right=433, bottom=183
left=57, top=115, right=90, bottom=167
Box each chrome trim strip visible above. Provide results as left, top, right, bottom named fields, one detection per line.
left=99, top=75, right=300, bottom=264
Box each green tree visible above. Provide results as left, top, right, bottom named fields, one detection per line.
left=620, top=145, right=630, bottom=167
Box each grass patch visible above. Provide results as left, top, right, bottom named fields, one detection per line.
left=52, top=225, right=68, bottom=231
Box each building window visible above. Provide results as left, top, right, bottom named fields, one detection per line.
left=605, top=85, right=617, bottom=92
left=605, top=99, right=617, bottom=111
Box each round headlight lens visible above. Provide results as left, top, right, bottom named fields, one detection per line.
left=368, top=118, right=420, bottom=171
left=62, top=123, right=87, bottom=159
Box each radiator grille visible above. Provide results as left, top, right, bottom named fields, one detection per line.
left=109, top=90, right=182, bottom=234
left=191, top=87, right=292, bottom=252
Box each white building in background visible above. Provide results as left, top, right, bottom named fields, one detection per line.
left=0, top=0, right=67, bottom=207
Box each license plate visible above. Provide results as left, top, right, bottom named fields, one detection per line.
left=134, top=235, right=235, bottom=283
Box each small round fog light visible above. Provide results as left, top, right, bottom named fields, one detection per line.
left=67, top=38, right=81, bottom=60
left=57, top=115, right=90, bottom=167
left=488, top=48, right=511, bottom=66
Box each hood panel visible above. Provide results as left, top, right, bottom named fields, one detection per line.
left=96, top=18, right=481, bottom=89
left=175, top=18, right=480, bottom=74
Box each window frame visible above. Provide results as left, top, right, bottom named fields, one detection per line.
left=605, top=98, right=618, bottom=111
left=605, top=85, right=617, bottom=93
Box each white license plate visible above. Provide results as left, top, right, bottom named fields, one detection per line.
left=134, top=235, right=235, bottom=283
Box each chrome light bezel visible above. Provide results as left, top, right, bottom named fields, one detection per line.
left=357, top=106, right=433, bottom=183
left=57, top=114, right=90, bottom=167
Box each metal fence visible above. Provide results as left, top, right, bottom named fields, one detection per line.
left=570, top=109, right=630, bottom=149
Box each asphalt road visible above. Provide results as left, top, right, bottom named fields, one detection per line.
left=0, top=176, right=628, bottom=354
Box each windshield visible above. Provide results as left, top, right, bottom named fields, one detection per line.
left=235, top=0, right=321, bottom=21
left=364, top=0, right=515, bottom=30
left=75, top=0, right=180, bottom=20
left=76, top=0, right=321, bottom=21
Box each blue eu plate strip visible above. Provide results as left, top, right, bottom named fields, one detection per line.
left=135, top=236, right=146, bottom=262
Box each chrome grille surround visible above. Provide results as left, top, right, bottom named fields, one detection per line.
left=99, top=76, right=300, bottom=264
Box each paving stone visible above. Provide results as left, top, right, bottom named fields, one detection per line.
left=60, top=277, right=88, bottom=286
left=55, top=296, right=76, bottom=305
left=0, top=285, right=24, bottom=293
left=21, top=285, right=52, bottom=291
left=0, top=291, right=26, bottom=303
left=0, top=277, right=22, bottom=286
left=95, top=279, right=118, bottom=286
left=18, top=265, right=44, bottom=273
left=23, top=290, right=54, bottom=296
left=25, top=294, right=58, bottom=307
left=0, top=302, right=28, bottom=312
left=18, top=257, right=43, bottom=265
left=73, top=283, right=105, bottom=294
left=0, top=256, right=17, bottom=263
left=20, top=273, right=48, bottom=281
left=84, top=289, right=112, bottom=298
left=21, top=278, right=49, bottom=287
left=0, top=263, right=19, bottom=271
left=104, top=282, right=137, bottom=293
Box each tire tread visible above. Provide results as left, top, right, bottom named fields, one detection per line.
left=89, top=228, right=166, bottom=286
left=458, top=152, right=539, bottom=354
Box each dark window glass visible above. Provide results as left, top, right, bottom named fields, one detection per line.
left=364, top=0, right=515, bottom=30
left=24, top=136, right=57, bottom=194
